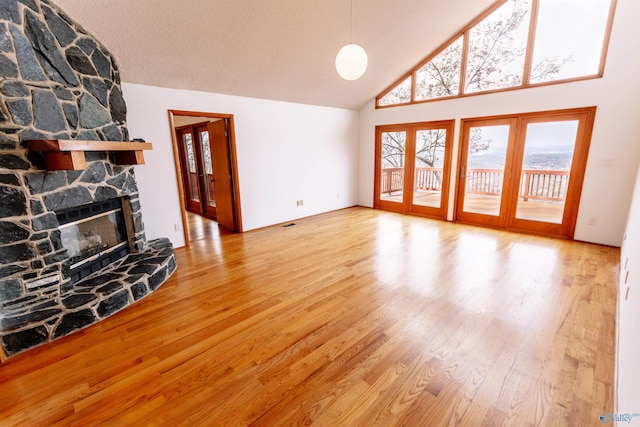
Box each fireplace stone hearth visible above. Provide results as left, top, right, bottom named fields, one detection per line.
left=0, top=0, right=176, bottom=358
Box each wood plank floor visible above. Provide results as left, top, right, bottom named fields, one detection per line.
left=0, top=207, right=619, bottom=426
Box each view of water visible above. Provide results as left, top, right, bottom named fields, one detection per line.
left=468, top=149, right=574, bottom=170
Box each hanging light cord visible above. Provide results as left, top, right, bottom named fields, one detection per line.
left=350, top=0, right=354, bottom=44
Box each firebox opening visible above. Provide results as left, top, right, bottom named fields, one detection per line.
left=57, top=198, right=131, bottom=283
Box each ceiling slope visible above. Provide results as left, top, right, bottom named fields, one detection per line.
left=52, top=0, right=495, bottom=110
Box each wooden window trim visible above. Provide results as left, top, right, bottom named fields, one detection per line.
left=375, top=0, right=617, bottom=109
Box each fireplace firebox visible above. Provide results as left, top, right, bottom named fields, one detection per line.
left=56, top=199, right=131, bottom=283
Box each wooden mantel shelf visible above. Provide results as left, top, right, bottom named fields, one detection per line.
left=27, top=139, right=154, bottom=171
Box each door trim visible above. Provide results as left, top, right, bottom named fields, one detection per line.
left=168, top=110, right=243, bottom=246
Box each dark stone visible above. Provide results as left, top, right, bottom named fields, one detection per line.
left=44, top=249, right=67, bottom=265
left=0, top=153, right=30, bottom=170
left=95, top=186, right=118, bottom=201
left=61, top=103, right=78, bottom=129
left=0, top=174, right=19, bottom=185
left=0, top=133, right=18, bottom=150
left=109, top=86, right=127, bottom=124
left=79, top=93, right=110, bottom=128
left=80, top=161, right=106, bottom=183
left=130, top=282, right=148, bottom=301
left=0, top=23, right=13, bottom=52
left=30, top=232, right=46, bottom=241
left=0, top=54, right=19, bottom=77
left=101, top=124, right=122, bottom=141
left=19, top=128, right=47, bottom=144
left=11, top=25, right=47, bottom=81
left=82, top=77, right=108, bottom=106
left=96, top=289, right=129, bottom=318
left=43, top=186, right=92, bottom=211
left=0, top=186, right=27, bottom=217
left=42, top=5, right=76, bottom=47
left=25, top=10, right=79, bottom=87
left=32, top=299, right=58, bottom=311
left=0, top=1, right=20, bottom=23
left=75, top=130, right=99, bottom=141
left=0, top=243, right=36, bottom=263
left=84, top=152, right=106, bottom=161
left=0, top=221, right=30, bottom=244
left=6, top=99, right=33, bottom=126
left=49, top=230, right=62, bottom=250
left=53, top=86, right=73, bottom=100
left=66, top=46, right=96, bottom=75
left=20, top=271, right=36, bottom=282
left=61, top=293, right=97, bottom=309
left=25, top=172, right=66, bottom=194
left=0, top=308, right=60, bottom=330
left=1, top=326, right=49, bottom=357
left=66, top=170, right=82, bottom=184
left=106, top=173, right=126, bottom=189
left=0, top=278, right=22, bottom=302
left=92, top=49, right=111, bottom=79
left=33, top=90, right=67, bottom=132
left=1, top=80, right=28, bottom=97
left=167, top=256, right=177, bottom=275
left=76, top=37, right=96, bottom=55
left=96, top=281, right=123, bottom=295
left=31, top=213, right=60, bottom=232
left=53, top=309, right=96, bottom=338
left=76, top=272, right=121, bottom=288
left=123, top=174, right=138, bottom=194
left=128, top=263, right=157, bottom=275
left=0, top=264, right=27, bottom=279
left=31, top=259, right=43, bottom=269
left=148, top=265, right=168, bottom=291
left=36, top=240, right=52, bottom=255
left=17, top=0, right=39, bottom=12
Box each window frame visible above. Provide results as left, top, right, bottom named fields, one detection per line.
left=375, top=0, right=617, bottom=109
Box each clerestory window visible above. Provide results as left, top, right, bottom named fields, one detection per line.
left=376, top=0, right=616, bottom=108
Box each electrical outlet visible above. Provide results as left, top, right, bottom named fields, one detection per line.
left=296, top=200, right=304, bottom=206
left=174, top=223, right=180, bottom=231
left=587, top=217, right=597, bottom=226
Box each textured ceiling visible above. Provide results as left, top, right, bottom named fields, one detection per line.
left=51, top=0, right=495, bottom=110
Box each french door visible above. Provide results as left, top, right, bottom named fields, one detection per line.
left=175, top=120, right=237, bottom=231
left=456, top=107, right=596, bottom=238
left=374, top=120, right=454, bottom=220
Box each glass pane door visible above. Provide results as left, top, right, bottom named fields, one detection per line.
left=199, top=130, right=216, bottom=209
left=514, top=121, right=578, bottom=224
left=379, top=130, right=407, bottom=205
left=458, top=122, right=514, bottom=226
left=181, top=130, right=202, bottom=213
left=413, top=129, right=446, bottom=208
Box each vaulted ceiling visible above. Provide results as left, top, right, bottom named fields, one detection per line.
left=52, top=0, right=495, bottom=110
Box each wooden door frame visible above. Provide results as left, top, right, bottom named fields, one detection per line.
left=374, top=120, right=454, bottom=221
left=169, top=110, right=243, bottom=246
left=453, top=106, right=596, bottom=239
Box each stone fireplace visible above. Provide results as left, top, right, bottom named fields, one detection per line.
left=0, top=0, right=176, bottom=358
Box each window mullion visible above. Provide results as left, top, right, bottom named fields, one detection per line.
left=459, top=32, right=470, bottom=95
left=522, top=0, right=540, bottom=86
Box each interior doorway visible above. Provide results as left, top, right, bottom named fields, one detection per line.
left=169, top=110, right=242, bottom=245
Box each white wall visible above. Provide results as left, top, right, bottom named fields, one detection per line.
left=357, top=0, right=640, bottom=246
left=123, top=83, right=358, bottom=247
left=618, top=163, right=640, bottom=414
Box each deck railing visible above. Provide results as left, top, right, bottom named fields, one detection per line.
left=381, top=167, right=570, bottom=202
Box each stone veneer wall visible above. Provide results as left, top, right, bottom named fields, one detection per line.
left=0, top=0, right=176, bottom=358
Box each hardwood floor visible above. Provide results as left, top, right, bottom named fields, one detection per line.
left=0, top=207, right=618, bottom=426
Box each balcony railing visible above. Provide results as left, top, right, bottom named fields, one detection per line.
left=381, top=167, right=570, bottom=202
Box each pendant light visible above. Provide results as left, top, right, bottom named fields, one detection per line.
left=335, top=0, right=368, bottom=80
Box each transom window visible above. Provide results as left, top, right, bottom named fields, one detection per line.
left=377, top=0, right=616, bottom=108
